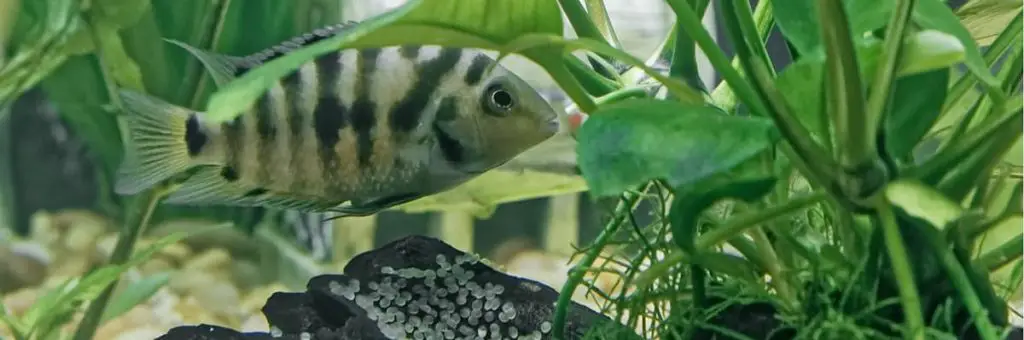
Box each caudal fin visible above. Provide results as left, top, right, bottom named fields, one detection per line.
left=114, top=89, right=197, bottom=195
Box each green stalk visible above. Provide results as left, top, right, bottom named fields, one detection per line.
left=921, top=230, right=1002, bottom=340
left=750, top=227, right=797, bottom=309
left=864, top=0, right=916, bottom=157
left=941, top=11, right=1022, bottom=114
left=551, top=186, right=647, bottom=340
left=818, top=0, right=872, bottom=181
left=696, top=192, right=828, bottom=249
left=720, top=0, right=840, bottom=197
left=875, top=197, right=925, bottom=340
left=664, top=0, right=767, bottom=116
left=72, top=12, right=168, bottom=340
left=188, top=0, right=234, bottom=109
left=584, top=0, right=621, bottom=47
left=557, top=0, right=608, bottom=44
left=709, top=0, right=773, bottom=110
left=974, top=234, right=1024, bottom=273
left=668, top=0, right=710, bottom=92
left=73, top=188, right=167, bottom=340
left=594, top=86, right=650, bottom=106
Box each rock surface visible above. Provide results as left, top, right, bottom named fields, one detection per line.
left=156, top=235, right=641, bottom=340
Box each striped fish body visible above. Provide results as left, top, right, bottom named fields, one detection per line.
left=113, top=22, right=561, bottom=215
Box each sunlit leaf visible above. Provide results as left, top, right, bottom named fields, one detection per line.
left=576, top=98, right=779, bottom=197
left=956, top=0, right=1024, bottom=45
left=204, top=0, right=564, bottom=122
left=885, top=179, right=965, bottom=229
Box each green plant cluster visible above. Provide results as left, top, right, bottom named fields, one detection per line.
left=1, top=0, right=1021, bottom=339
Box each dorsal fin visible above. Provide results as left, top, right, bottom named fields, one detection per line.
left=234, top=20, right=361, bottom=74
left=166, top=21, right=361, bottom=88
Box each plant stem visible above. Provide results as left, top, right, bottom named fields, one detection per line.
left=664, top=0, right=767, bottom=116
left=557, top=0, right=608, bottom=45
left=668, top=0, right=710, bottom=92
left=73, top=187, right=166, bottom=340
left=584, top=0, right=621, bottom=48
left=818, top=0, right=873, bottom=185
left=188, top=0, right=234, bottom=109
left=696, top=192, right=827, bottom=249
left=594, top=86, right=649, bottom=106
left=941, top=11, right=1022, bottom=114
left=875, top=197, right=925, bottom=340
left=73, top=11, right=168, bottom=339
left=974, top=235, right=1024, bottom=272
left=710, top=0, right=773, bottom=110
left=922, top=230, right=1002, bottom=340
left=551, top=186, right=647, bottom=340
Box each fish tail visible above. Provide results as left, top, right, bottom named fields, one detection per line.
left=114, top=89, right=202, bottom=195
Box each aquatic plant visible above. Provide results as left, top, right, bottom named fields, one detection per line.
left=2, top=0, right=1022, bottom=339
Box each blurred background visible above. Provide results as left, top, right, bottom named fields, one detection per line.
left=2, top=0, right=1008, bottom=338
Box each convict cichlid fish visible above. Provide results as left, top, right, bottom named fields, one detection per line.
left=113, top=22, right=561, bottom=216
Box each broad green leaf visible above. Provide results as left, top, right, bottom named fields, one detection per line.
left=776, top=58, right=827, bottom=145
left=779, top=30, right=965, bottom=151
left=101, top=272, right=171, bottom=323
left=956, top=0, right=1024, bottom=45
left=576, top=98, right=779, bottom=197
left=913, top=0, right=1001, bottom=89
left=885, top=179, right=965, bottom=229
left=204, top=0, right=564, bottom=122
left=772, top=0, right=893, bottom=57
left=884, top=69, right=951, bottom=161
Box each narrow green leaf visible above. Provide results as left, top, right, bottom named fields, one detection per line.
left=204, top=0, right=564, bottom=122
left=884, top=69, right=950, bottom=161
left=576, top=98, right=779, bottom=197
left=495, top=34, right=706, bottom=107
left=885, top=179, right=965, bottom=229
left=101, top=273, right=171, bottom=323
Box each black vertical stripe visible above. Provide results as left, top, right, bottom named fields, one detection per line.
left=312, top=51, right=347, bottom=194
left=254, top=91, right=278, bottom=184
left=281, top=69, right=307, bottom=191
left=435, top=96, right=458, bottom=122
left=463, top=53, right=491, bottom=86
left=389, top=48, right=463, bottom=135
left=350, top=48, right=381, bottom=168
left=221, top=116, right=245, bottom=182
left=184, top=114, right=207, bottom=156
left=399, top=45, right=420, bottom=61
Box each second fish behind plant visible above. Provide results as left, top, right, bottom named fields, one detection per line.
left=113, top=22, right=561, bottom=216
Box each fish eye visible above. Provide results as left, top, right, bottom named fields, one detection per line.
left=483, top=83, right=515, bottom=116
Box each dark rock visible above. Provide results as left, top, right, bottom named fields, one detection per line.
left=155, top=235, right=639, bottom=339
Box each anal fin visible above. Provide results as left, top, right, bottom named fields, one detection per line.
left=329, top=192, right=425, bottom=216
left=164, top=166, right=342, bottom=212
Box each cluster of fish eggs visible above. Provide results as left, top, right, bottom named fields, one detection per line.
left=327, top=253, right=555, bottom=340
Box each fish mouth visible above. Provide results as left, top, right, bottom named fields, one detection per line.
left=545, top=117, right=561, bottom=134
